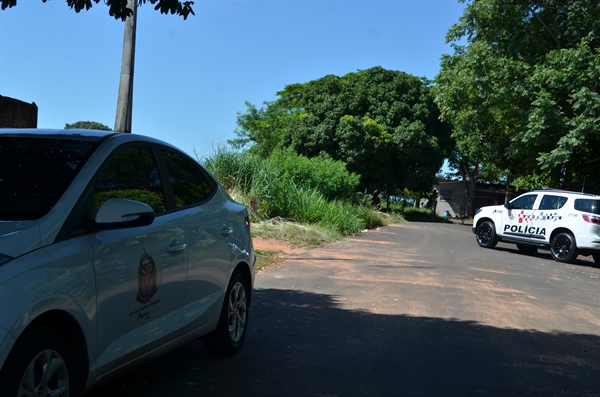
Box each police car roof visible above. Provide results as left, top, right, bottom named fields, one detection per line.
left=530, top=189, right=599, bottom=198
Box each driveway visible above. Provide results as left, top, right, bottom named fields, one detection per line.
left=87, top=222, right=600, bottom=397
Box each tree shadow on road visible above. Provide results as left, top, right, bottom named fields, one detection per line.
left=87, top=288, right=600, bottom=397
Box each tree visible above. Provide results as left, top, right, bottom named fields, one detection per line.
left=230, top=101, right=296, bottom=159
left=1, top=0, right=195, bottom=20
left=65, top=120, right=112, bottom=131
left=435, top=0, right=600, bottom=193
left=233, top=67, right=453, bottom=195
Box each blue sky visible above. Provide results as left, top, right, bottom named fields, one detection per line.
left=1, top=0, right=465, bottom=159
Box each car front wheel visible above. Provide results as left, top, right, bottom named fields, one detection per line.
left=476, top=221, right=498, bottom=248
left=0, top=326, right=76, bottom=397
left=551, top=233, right=578, bottom=263
left=203, top=270, right=250, bottom=355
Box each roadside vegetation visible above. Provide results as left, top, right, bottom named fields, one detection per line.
left=201, top=147, right=404, bottom=240
left=200, top=148, right=414, bottom=269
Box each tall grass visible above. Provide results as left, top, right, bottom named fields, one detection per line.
left=201, top=147, right=387, bottom=237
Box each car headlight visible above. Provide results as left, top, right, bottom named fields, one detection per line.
left=475, top=208, right=482, bottom=216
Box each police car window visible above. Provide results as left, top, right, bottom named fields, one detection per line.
left=159, top=149, right=216, bottom=208
left=510, top=194, right=537, bottom=210
left=539, top=195, right=568, bottom=210
left=94, top=146, right=166, bottom=213
left=574, top=199, right=600, bottom=215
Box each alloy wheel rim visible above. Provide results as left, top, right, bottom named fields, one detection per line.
left=553, top=236, right=572, bottom=259
left=478, top=225, right=491, bottom=244
left=19, top=349, right=69, bottom=397
left=227, top=282, right=247, bottom=343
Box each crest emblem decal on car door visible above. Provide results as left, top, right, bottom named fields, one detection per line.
left=136, top=249, right=158, bottom=304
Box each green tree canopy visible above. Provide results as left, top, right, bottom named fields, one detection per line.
left=232, top=67, right=453, bottom=195
left=435, top=0, right=600, bottom=193
left=1, top=0, right=195, bottom=20
left=65, top=121, right=112, bottom=131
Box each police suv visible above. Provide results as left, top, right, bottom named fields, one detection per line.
left=473, top=190, right=600, bottom=264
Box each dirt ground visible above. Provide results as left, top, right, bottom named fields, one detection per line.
left=252, top=237, right=309, bottom=255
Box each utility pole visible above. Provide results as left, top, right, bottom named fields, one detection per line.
left=114, top=0, right=137, bottom=133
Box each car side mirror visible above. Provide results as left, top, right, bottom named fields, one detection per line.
left=93, top=198, right=155, bottom=229
left=504, top=202, right=512, bottom=209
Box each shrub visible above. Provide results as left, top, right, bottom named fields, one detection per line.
left=320, top=201, right=365, bottom=236
left=201, top=147, right=387, bottom=237
left=268, top=148, right=360, bottom=201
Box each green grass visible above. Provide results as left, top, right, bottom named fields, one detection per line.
left=203, top=147, right=404, bottom=248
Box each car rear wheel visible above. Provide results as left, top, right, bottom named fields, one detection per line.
left=203, top=270, right=249, bottom=355
left=551, top=233, right=578, bottom=263
left=517, top=244, right=537, bottom=255
left=476, top=221, right=498, bottom=248
left=0, top=326, right=76, bottom=397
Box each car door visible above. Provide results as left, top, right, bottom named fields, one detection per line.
left=157, top=148, right=232, bottom=332
left=500, top=193, right=539, bottom=239
left=83, top=144, right=188, bottom=375
left=531, top=194, right=569, bottom=243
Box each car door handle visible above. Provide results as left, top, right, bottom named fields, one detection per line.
left=221, top=227, right=234, bottom=236
left=166, top=242, right=187, bottom=254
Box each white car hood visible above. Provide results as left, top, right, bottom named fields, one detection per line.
left=0, top=221, right=40, bottom=260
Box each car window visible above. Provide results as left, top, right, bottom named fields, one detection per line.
left=0, top=136, right=99, bottom=221
left=510, top=194, right=537, bottom=210
left=94, top=146, right=167, bottom=213
left=574, top=199, right=600, bottom=215
left=159, top=149, right=216, bottom=208
left=539, top=195, right=568, bottom=210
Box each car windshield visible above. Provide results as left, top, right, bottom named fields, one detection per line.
left=574, top=199, right=600, bottom=215
left=0, top=136, right=100, bottom=221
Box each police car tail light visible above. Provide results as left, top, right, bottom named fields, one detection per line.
left=582, top=214, right=600, bottom=225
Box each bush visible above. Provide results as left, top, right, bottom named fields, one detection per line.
left=268, top=148, right=360, bottom=201
left=201, top=147, right=387, bottom=237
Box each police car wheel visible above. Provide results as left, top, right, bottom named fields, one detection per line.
left=550, top=233, right=578, bottom=263
left=476, top=221, right=498, bottom=248
left=203, top=270, right=249, bottom=356
left=517, top=244, right=537, bottom=255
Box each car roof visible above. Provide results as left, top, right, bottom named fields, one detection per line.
left=0, top=128, right=182, bottom=150
left=529, top=189, right=599, bottom=198
left=0, top=128, right=113, bottom=141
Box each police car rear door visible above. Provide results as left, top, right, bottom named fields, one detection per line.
left=531, top=194, right=569, bottom=244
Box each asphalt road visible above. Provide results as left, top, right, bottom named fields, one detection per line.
left=86, top=222, right=600, bottom=397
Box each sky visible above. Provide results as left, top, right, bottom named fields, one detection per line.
left=1, top=0, right=466, bottom=160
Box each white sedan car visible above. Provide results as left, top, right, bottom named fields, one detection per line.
left=0, top=129, right=255, bottom=397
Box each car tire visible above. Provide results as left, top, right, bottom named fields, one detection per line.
left=0, top=325, right=76, bottom=397
left=550, top=233, right=579, bottom=263
left=593, top=254, right=600, bottom=265
left=476, top=221, right=499, bottom=248
left=517, top=244, right=537, bottom=255
left=203, top=270, right=250, bottom=355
